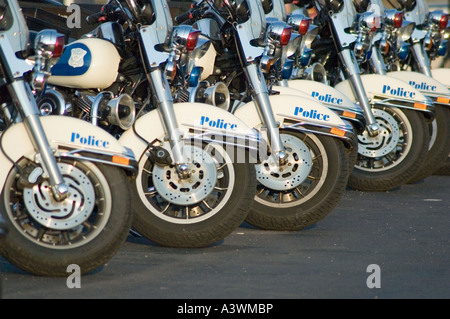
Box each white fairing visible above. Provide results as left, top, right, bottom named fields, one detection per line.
left=233, top=94, right=347, bottom=128
left=119, top=102, right=259, bottom=158
left=284, top=80, right=363, bottom=113
left=388, top=71, right=450, bottom=98
left=0, top=116, right=133, bottom=188
left=48, top=38, right=121, bottom=89
left=431, top=68, right=450, bottom=89
left=334, top=73, right=431, bottom=105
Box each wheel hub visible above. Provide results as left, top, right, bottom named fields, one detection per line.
left=255, top=134, right=312, bottom=191
left=358, top=108, right=400, bottom=158
left=24, top=163, right=95, bottom=230
left=152, top=146, right=217, bottom=206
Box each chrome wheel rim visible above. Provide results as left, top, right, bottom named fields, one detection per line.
left=255, top=133, right=328, bottom=208
left=138, top=142, right=235, bottom=224
left=6, top=159, right=111, bottom=249
left=356, top=107, right=413, bottom=172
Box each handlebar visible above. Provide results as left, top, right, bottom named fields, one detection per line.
left=174, top=11, right=192, bottom=25
left=86, top=4, right=128, bottom=25
left=86, top=11, right=105, bottom=25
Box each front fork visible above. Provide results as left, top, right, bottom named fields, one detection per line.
left=243, top=63, right=287, bottom=164
left=147, top=68, right=190, bottom=177
left=411, top=42, right=432, bottom=77
left=369, top=46, right=387, bottom=76
left=339, top=49, right=380, bottom=136
left=7, top=80, right=69, bottom=201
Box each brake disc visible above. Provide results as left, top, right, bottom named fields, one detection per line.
left=24, top=162, right=96, bottom=230
left=255, top=134, right=312, bottom=191
left=358, top=108, right=400, bottom=158
left=152, top=145, right=217, bottom=206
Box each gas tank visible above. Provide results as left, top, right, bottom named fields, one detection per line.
left=48, top=38, right=121, bottom=90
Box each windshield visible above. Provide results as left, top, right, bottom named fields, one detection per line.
left=0, top=0, right=29, bottom=52
left=0, top=0, right=14, bottom=31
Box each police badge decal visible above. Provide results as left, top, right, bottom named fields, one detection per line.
left=68, top=48, right=87, bottom=68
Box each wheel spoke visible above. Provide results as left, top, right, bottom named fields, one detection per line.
left=202, top=199, right=213, bottom=210
left=62, top=231, right=71, bottom=244
left=143, top=167, right=152, bottom=175
left=312, top=153, right=322, bottom=162
left=256, top=187, right=265, bottom=196
left=216, top=163, right=227, bottom=171
left=36, top=227, right=46, bottom=241
left=160, top=202, right=170, bottom=214
left=214, top=186, right=228, bottom=191
left=295, top=187, right=305, bottom=197
left=144, top=190, right=157, bottom=197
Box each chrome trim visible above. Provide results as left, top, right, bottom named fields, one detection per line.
left=280, top=116, right=358, bottom=150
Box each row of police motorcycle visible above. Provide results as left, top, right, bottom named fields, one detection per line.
left=0, top=0, right=448, bottom=276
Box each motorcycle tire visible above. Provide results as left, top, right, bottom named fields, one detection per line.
left=434, top=155, right=450, bottom=175
left=0, top=157, right=133, bottom=277
left=347, top=122, right=360, bottom=176
left=407, top=105, right=450, bottom=183
left=0, top=214, right=6, bottom=244
left=348, top=106, right=430, bottom=191
left=245, top=131, right=349, bottom=231
left=131, top=141, right=256, bottom=248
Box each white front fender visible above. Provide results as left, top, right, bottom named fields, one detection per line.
left=334, top=73, right=434, bottom=114
left=284, top=80, right=363, bottom=114
left=388, top=70, right=450, bottom=107
left=233, top=94, right=358, bottom=149
left=234, top=94, right=346, bottom=128
left=118, top=102, right=260, bottom=160
left=431, top=68, right=450, bottom=89
left=275, top=81, right=367, bottom=133
left=0, top=116, right=136, bottom=189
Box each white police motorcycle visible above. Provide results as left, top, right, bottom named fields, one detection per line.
left=0, top=0, right=138, bottom=276
left=287, top=0, right=435, bottom=192
left=364, top=0, right=450, bottom=183
left=34, top=0, right=262, bottom=248
left=173, top=0, right=357, bottom=231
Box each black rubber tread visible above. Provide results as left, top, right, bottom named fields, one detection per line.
left=0, top=163, right=133, bottom=277
left=245, top=132, right=349, bottom=231
left=348, top=108, right=430, bottom=191
left=434, top=155, right=450, bottom=175
left=408, top=106, right=450, bottom=182
left=347, top=145, right=358, bottom=176
left=132, top=162, right=256, bottom=248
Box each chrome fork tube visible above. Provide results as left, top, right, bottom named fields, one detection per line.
left=148, top=68, right=188, bottom=173
left=369, top=46, right=387, bottom=75
left=411, top=42, right=432, bottom=77
left=339, top=49, right=379, bottom=136
left=8, top=80, right=68, bottom=200
left=244, top=63, right=286, bottom=161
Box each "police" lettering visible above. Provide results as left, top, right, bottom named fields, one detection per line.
left=408, top=81, right=436, bottom=91
left=382, top=85, right=416, bottom=98
left=311, top=91, right=343, bottom=105
left=71, top=132, right=110, bottom=148
left=294, top=107, right=330, bottom=121
left=200, top=116, right=237, bottom=130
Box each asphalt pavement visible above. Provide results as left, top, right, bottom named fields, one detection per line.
left=1, top=174, right=449, bottom=300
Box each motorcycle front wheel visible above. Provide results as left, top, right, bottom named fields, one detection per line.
left=245, top=131, right=350, bottom=231
left=0, top=157, right=133, bottom=276
left=348, top=106, right=430, bottom=191
left=131, top=141, right=256, bottom=248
